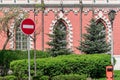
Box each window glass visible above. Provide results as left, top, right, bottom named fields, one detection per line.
left=15, top=28, right=27, bottom=50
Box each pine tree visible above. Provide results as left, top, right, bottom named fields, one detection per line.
left=47, top=20, right=71, bottom=57
left=78, top=19, right=110, bottom=54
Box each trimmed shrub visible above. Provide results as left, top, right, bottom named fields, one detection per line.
left=40, top=76, right=49, bottom=80
left=0, top=77, right=3, bottom=80
left=4, top=75, right=17, bottom=80
left=33, top=75, right=49, bottom=80
left=0, top=50, right=50, bottom=60
left=10, top=54, right=111, bottom=79
left=33, top=76, right=40, bottom=80
left=0, top=75, right=17, bottom=80
left=52, top=74, right=87, bottom=80
left=0, top=50, right=50, bottom=76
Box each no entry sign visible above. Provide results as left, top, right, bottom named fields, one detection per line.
left=21, top=18, right=35, bottom=35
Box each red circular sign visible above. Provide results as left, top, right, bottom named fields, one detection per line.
left=21, top=18, right=35, bottom=35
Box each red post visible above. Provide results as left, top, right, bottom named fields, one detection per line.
left=106, top=66, right=114, bottom=80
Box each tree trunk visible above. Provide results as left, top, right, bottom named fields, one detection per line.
left=2, top=37, right=9, bottom=50
left=2, top=30, right=12, bottom=50
left=34, top=33, right=37, bottom=76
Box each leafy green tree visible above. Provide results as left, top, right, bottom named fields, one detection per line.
left=0, top=8, right=27, bottom=50
left=78, top=19, right=110, bottom=54
left=47, top=20, right=71, bottom=57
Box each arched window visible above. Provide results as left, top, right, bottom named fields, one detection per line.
left=97, top=20, right=106, bottom=34
left=15, top=28, right=27, bottom=50
left=55, top=20, right=67, bottom=40
left=53, top=20, right=67, bottom=48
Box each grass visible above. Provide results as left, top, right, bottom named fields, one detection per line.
left=113, top=70, right=120, bottom=80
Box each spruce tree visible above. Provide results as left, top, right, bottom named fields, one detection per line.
left=47, top=20, right=71, bottom=57
left=78, top=19, right=110, bottom=54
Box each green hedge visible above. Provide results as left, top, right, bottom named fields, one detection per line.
left=33, top=75, right=49, bottom=80
left=4, top=75, right=16, bottom=80
left=40, top=76, right=49, bottom=80
left=0, top=75, right=16, bottom=80
left=52, top=74, right=87, bottom=80
left=10, top=54, right=111, bottom=79
left=0, top=50, right=50, bottom=76
left=0, top=50, right=50, bottom=60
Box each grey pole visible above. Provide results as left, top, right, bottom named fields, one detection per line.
left=34, top=3, right=37, bottom=76
left=27, top=35, right=31, bottom=80
left=111, top=21, right=114, bottom=66
left=79, top=0, right=83, bottom=53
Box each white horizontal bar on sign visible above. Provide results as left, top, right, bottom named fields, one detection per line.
left=23, top=25, right=34, bottom=29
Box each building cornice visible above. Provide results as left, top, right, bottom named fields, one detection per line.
left=1, top=3, right=120, bottom=8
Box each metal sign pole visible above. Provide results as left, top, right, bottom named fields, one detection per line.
left=27, top=35, right=31, bottom=80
